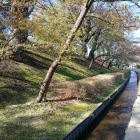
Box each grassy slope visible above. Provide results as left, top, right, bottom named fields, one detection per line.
left=0, top=47, right=126, bottom=140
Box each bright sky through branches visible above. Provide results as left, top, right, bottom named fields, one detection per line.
left=121, top=1, right=140, bottom=45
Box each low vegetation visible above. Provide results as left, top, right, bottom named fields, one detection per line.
left=0, top=47, right=130, bottom=140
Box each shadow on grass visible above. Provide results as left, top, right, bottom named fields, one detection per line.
left=21, top=51, right=110, bottom=81
left=21, top=51, right=88, bottom=81
left=0, top=73, right=31, bottom=84
left=0, top=115, right=71, bottom=140
left=95, top=68, right=112, bottom=74
left=22, top=52, right=85, bottom=80
left=0, top=118, right=44, bottom=140
left=56, top=67, right=83, bottom=80
left=59, top=63, right=96, bottom=77
left=0, top=75, right=40, bottom=108
left=0, top=72, right=40, bottom=90
left=21, top=50, right=112, bottom=81
left=22, top=51, right=97, bottom=79
left=22, top=53, right=51, bottom=70
left=0, top=86, right=37, bottom=108
left=23, top=50, right=52, bottom=63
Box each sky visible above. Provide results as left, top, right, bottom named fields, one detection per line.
left=122, top=1, right=140, bottom=44
left=133, top=29, right=140, bottom=38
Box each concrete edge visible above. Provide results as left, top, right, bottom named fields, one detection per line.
left=62, top=77, right=130, bottom=140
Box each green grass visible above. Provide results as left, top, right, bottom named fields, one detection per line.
left=0, top=64, right=43, bottom=108
left=0, top=48, right=112, bottom=108
left=0, top=47, right=129, bottom=140
left=0, top=79, right=127, bottom=140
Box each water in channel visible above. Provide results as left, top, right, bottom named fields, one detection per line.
left=81, top=71, right=138, bottom=140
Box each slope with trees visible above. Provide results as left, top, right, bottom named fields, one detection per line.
left=0, top=0, right=140, bottom=102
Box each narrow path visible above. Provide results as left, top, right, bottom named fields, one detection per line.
left=82, top=71, right=137, bottom=140
left=124, top=70, right=140, bottom=140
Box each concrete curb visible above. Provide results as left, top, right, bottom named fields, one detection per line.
left=62, top=77, right=130, bottom=140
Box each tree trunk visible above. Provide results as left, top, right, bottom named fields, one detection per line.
left=10, top=29, right=28, bottom=44
left=9, top=1, right=33, bottom=61
left=88, top=28, right=101, bottom=68
left=81, top=40, right=88, bottom=58
left=100, top=59, right=106, bottom=69
left=89, top=58, right=94, bottom=70
left=0, top=26, right=5, bottom=41
left=10, top=29, right=28, bottom=61
left=81, top=13, right=92, bottom=58
left=88, top=49, right=95, bottom=70
left=36, top=0, right=95, bottom=103
left=12, top=46, right=24, bottom=61
left=107, top=58, right=114, bottom=69
left=37, top=58, right=59, bottom=102
left=0, top=24, right=6, bottom=46
left=107, top=61, right=112, bottom=69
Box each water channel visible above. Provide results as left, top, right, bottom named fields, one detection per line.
left=80, top=71, right=138, bottom=140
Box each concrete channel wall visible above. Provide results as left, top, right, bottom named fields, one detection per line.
left=62, top=77, right=130, bottom=140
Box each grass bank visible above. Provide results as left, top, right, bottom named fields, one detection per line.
left=0, top=70, right=130, bottom=139
left=0, top=47, right=129, bottom=140
left=0, top=47, right=112, bottom=108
